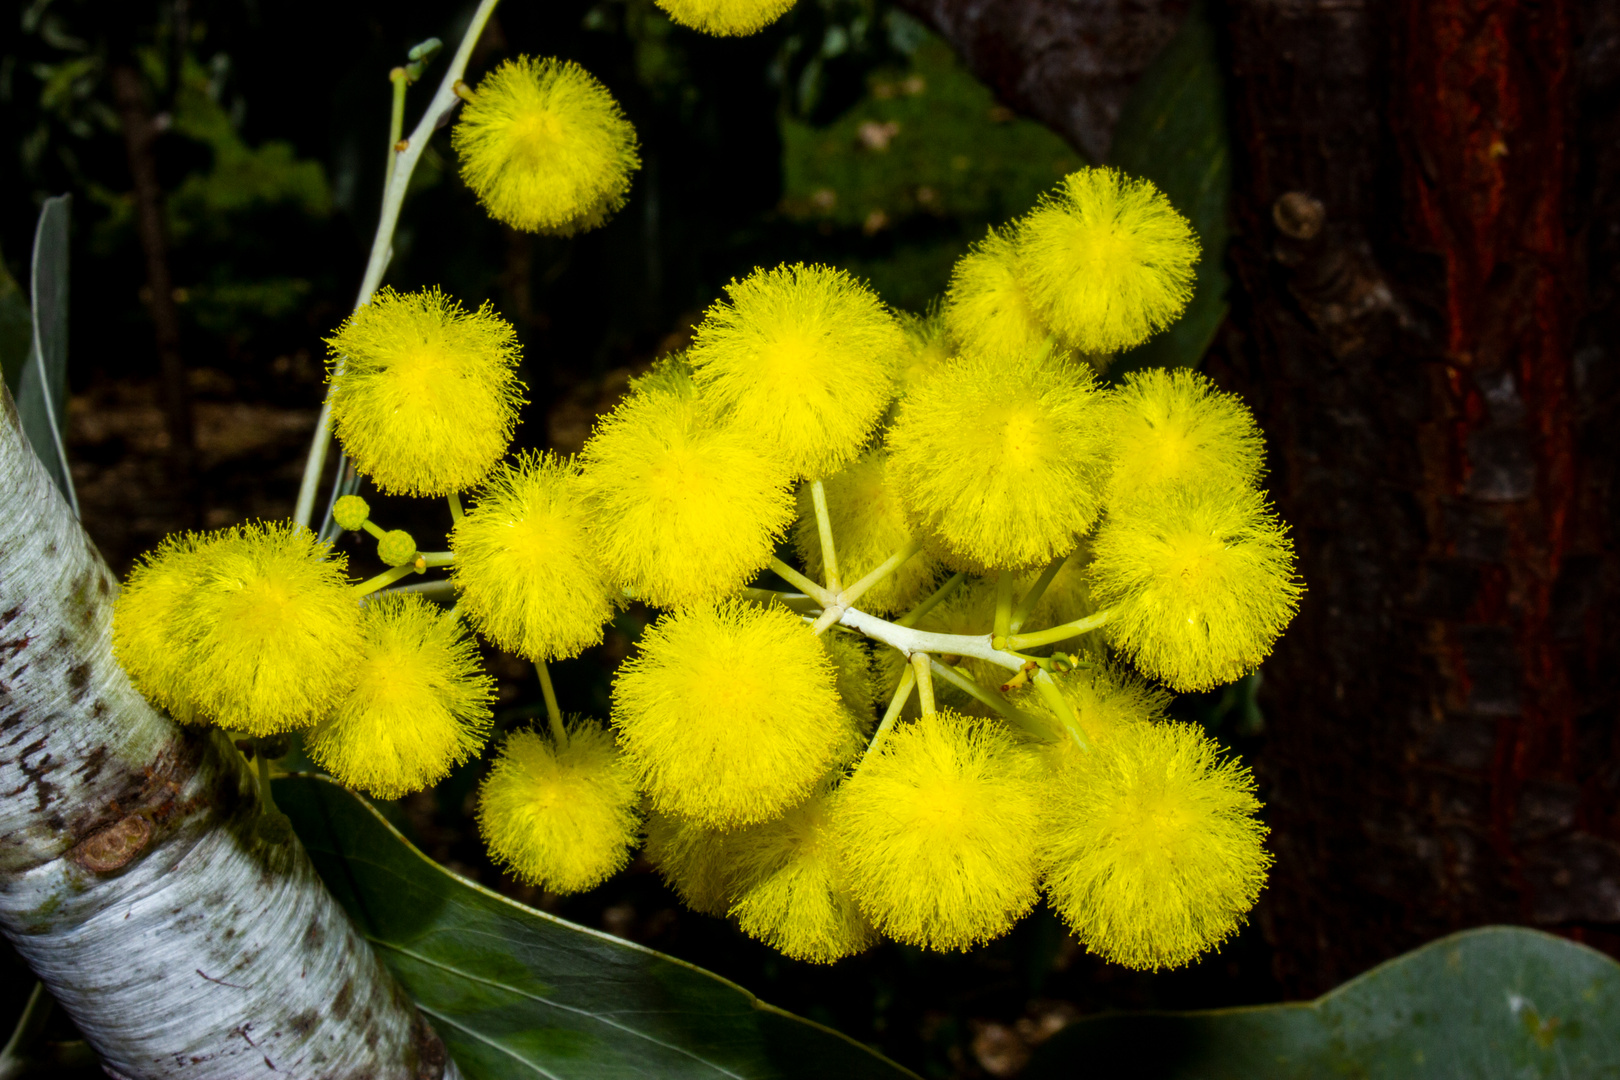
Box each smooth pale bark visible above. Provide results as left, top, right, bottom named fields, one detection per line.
left=0, top=384, right=457, bottom=1079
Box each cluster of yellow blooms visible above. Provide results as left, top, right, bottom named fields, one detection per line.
left=110, top=12, right=1302, bottom=975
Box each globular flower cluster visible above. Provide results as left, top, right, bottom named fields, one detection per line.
left=111, top=153, right=1301, bottom=976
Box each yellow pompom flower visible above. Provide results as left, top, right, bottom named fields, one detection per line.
left=644, top=810, right=741, bottom=916
left=179, top=523, right=363, bottom=736
left=690, top=263, right=905, bottom=480
left=452, top=453, right=615, bottom=662
left=1104, top=367, right=1264, bottom=504
left=627, top=350, right=697, bottom=398
left=1020, top=168, right=1199, bottom=353
left=729, top=790, right=877, bottom=963
left=1089, top=484, right=1302, bottom=692
left=887, top=349, right=1107, bottom=571
left=655, top=0, right=796, bottom=36
left=579, top=386, right=793, bottom=608
left=113, top=532, right=212, bottom=719
left=822, top=631, right=878, bottom=764
left=452, top=56, right=640, bottom=234
left=1016, top=662, right=1169, bottom=750
left=307, top=593, right=494, bottom=799
left=895, top=308, right=950, bottom=398
left=325, top=287, right=524, bottom=497
left=793, top=449, right=939, bottom=616
left=478, top=719, right=642, bottom=894
left=1042, top=720, right=1270, bottom=971
left=612, top=601, right=846, bottom=828
left=834, top=710, right=1044, bottom=950
left=943, top=227, right=1056, bottom=364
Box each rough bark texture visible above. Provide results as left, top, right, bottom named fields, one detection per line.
left=0, top=383, right=455, bottom=1079
left=906, top=0, right=1620, bottom=996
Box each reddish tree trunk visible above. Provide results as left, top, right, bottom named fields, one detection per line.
left=900, top=0, right=1620, bottom=996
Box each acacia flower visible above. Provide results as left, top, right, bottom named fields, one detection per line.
left=579, top=385, right=793, bottom=608
left=1089, top=483, right=1302, bottom=692
left=325, top=287, right=524, bottom=497
left=477, top=719, right=642, bottom=894
left=834, top=710, right=1044, bottom=951
left=452, top=452, right=616, bottom=662
left=1020, top=167, right=1199, bottom=354
left=307, top=593, right=494, bottom=799
left=887, top=349, right=1107, bottom=571
left=943, top=226, right=1056, bottom=364
left=612, top=601, right=845, bottom=827
left=177, top=522, right=362, bottom=736
left=690, top=263, right=905, bottom=480
left=655, top=0, right=797, bottom=36
left=452, top=57, right=640, bottom=234
left=1104, top=367, right=1264, bottom=504
left=1042, top=720, right=1271, bottom=970
left=729, top=790, right=876, bottom=963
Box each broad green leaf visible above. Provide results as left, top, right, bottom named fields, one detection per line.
left=1025, top=926, right=1620, bottom=1079
left=16, top=195, right=77, bottom=514
left=275, top=774, right=918, bottom=1080
left=1109, top=2, right=1230, bottom=376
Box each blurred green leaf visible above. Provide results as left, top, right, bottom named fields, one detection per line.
left=275, top=773, right=918, bottom=1080
left=15, top=195, right=77, bottom=514
left=1110, top=2, right=1230, bottom=376
left=780, top=34, right=1084, bottom=307
left=1025, top=926, right=1620, bottom=1079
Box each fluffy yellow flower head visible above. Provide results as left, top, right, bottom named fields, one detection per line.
left=1042, top=720, right=1271, bottom=971
left=729, top=790, right=876, bottom=963
left=307, top=593, right=494, bottom=799
left=887, top=349, right=1107, bottom=571
left=325, top=287, right=524, bottom=497
left=895, top=308, right=950, bottom=399
left=655, top=0, right=797, bottom=36
left=1020, top=168, right=1199, bottom=353
left=644, top=810, right=740, bottom=917
left=113, top=532, right=210, bottom=719
left=943, top=227, right=1055, bottom=364
left=579, top=386, right=793, bottom=608
left=1089, top=484, right=1302, bottom=692
left=1105, top=368, right=1264, bottom=504
left=690, top=263, right=904, bottom=479
left=452, top=56, right=640, bottom=234
left=1017, top=662, right=1169, bottom=752
left=452, top=453, right=615, bottom=662
left=612, top=601, right=845, bottom=828
left=179, top=523, right=363, bottom=736
left=793, top=449, right=938, bottom=616
left=835, top=710, right=1044, bottom=950
left=478, top=719, right=642, bottom=894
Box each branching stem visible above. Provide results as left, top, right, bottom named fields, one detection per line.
left=537, top=662, right=564, bottom=743
left=1009, top=554, right=1066, bottom=635
left=769, top=557, right=834, bottom=606
left=294, top=0, right=502, bottom=530
left=809, top=479, right=840, bottom=593
left=911, top=651, right=936, bottom=717
left=999, top=609, right=1111, bottom=652
left=858, top=664, right=915, bottom=770
left=897, top=572, right=963, bottom=628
